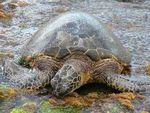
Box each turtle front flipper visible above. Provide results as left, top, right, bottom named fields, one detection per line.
left=51, top=57, right=92, bottom=97
left=2, top=56, right=59, bottom=90
left=92, top=58, right=150, bottom=93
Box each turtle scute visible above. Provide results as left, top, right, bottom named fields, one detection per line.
left=21, top=11, right=131, bottom=65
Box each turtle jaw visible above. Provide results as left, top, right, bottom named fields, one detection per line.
left=51, top=64, right=81, bottom=97
left=52, top=83, right=73, bottom=97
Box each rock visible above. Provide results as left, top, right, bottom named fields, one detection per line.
left=0, top=0, right=6, bottom=3
left=117, top=0, right=145, bottom=3
left=54, top=6, right=69, bottom=13
left=144, top=99, right=150, bottom=112
left=49, top=97, right=65, bottom=106
left=0, top=51, right=14, bottom=60
left=86, top=92, right=99, bottom=99
left=0, top=3, right=4, bottom=8
left=145, top=63, right=150, bottom=76
left=0, top=10, right=13, bottom=20
left=47, top=0, right=61, bottom=2
left=0, top=10, right=7, bottom=18
left=18, top=96, right=34, bottom=105
left=64, top=96, right=93, bottom=107
left=141, top=111, right=149, bottom=113
left=5, top=0, right=29, bottom=9
left=110, top=93, right=145, bottom=111
left=0, top=0, right=150, bottom=112
left=17, top=0, right=28, bottom=7
left=22, top=102, right=37, bottom=113
left=7, top=3, right=17, bottom=9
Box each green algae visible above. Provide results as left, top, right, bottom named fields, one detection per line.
left=38, top=100, right=82, bottom=113
left=10, top=108, right=32, bottom=113
left=16, top=56, right=31, bottom=68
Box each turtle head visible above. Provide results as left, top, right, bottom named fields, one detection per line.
left=51, top=64, right=82, bottom=97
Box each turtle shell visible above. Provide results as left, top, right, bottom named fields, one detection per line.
left=22, top=11, right=131, bottom=64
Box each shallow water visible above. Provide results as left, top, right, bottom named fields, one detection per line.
left=0, top=0, right=150, bottom=112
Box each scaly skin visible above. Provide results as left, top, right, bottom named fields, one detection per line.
left=2, top=55, right=60, bottom=90
left=51, top=55, right=150, bottom=97
left=92, top=59, right=150, bottom=93
left=2, top=55, right=150, bottom=96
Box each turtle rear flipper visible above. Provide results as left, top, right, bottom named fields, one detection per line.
left=105, top=73, right=150, bottom=93
left=92, top=58, right=150, bottom=93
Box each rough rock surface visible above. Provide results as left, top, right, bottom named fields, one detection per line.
left=0, top=0, right=150, bottom=112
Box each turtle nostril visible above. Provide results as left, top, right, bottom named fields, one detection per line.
left=58, top=78, right=62, bottom=83
left=51, top=79, right=57, bottom=87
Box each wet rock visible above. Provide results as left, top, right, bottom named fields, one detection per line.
left=49, top=97, right=65, bottom=106
left=48, top=92, right=106, bottom=107
left=145, top=63, right=150, bottom=76
left=18, top=96, right=34, bottom=105
left=0, top=0, right=6, bottom=3
left=3, top=0, right=29, bottom=9
left=0, top=10, right=12, bottom=19
left=8, top=96, right=39, bottom=113
left=7, top=3, right=17, bottom=9
left=8, top=0, right=28, bottom=9
left=117, top=0, right=145, bottom=3
left=0, top=3, right=4, bottom=8
left=90, top=99, right=128, bottom=113
left=0, top=10, right=7, bottom=18
left=22, top=102, right=37, bottom=113
left=47, top=0, right=61, bottom=2
left=54, top=6, right=69, bottom=13
left=0, top=0, right=150, bottom=112
left=0, top=51, right=14, bottom=60
left=141, top=111, right=149, bottom=113
left=110, top=92, right=137, bottom=110
left=88, top=92, right=146, bottom=112
left=144, top=99, right=150, bottom=112
left=86, top=92, right=99, bottom=99
left=64, top=96, right=93, bottom=107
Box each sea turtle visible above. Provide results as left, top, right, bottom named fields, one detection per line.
left=2, top=11, right=150, bottom=97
